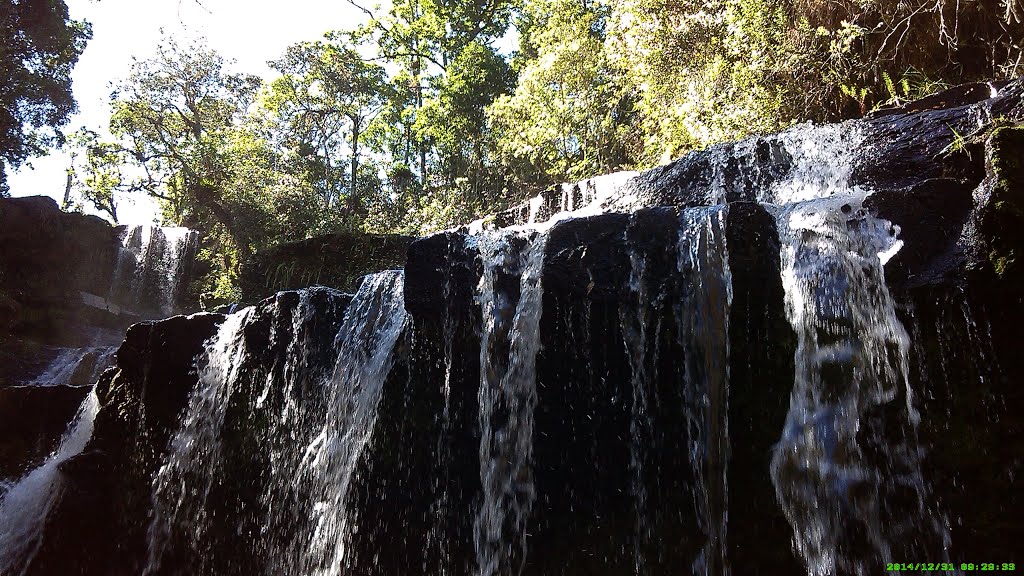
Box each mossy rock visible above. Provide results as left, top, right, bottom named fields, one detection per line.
left=984, top=125, right=1024, bottom=279
left=238, top=232, right=414, bottom=303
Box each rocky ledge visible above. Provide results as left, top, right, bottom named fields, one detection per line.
left=6, top=79, right=1023, bottom=575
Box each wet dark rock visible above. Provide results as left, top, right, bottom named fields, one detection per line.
left=612, top=81, right=1020, bottom=218
left=977, top=125, right=1024, bottom=280
left=97, top=313, right=227, bottom=439
left=9, top=79, right=1024, bottom=576
left=0, top=196, right=123, bottom=344
left=543, top=212, right=631, bottom=300
left=896, top=272, right=1024, bottom=563
left=865, top=178, right=976, bottom=289
left=238, top=231, right=412, bottom=304
left=721, top=202, right=802, bottom=571
left=625, top=137, right=794, bottom=208
left=0, top=337, right=59, bottom=387
left=24, top=288, right=357, bottom=576
left=855, top=81, right=1023, bottom=192
left=0, top=384, right=90, bottom=481
left=20, top=312, right=224, bottom=576
left=867, top=80, right=1011, bottom=119
left=404, top=231, right=477, bottom=319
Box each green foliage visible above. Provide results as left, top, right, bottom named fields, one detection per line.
left=71, top=0, right=1023, bottom=302
left=606, top=0, right=788, bottom=164
left=344, top=0, right=519, bottom=228
left=417, top=41, right=513, bottom=193
left=489, top=0, right=634, bottom=185
left=266, top=37, right=389, bottom=211
left=194, top=243, right=241, bottom=308
left=784, top=0, right=1022, bottom=118
left=985, top=125, right=1024, bottom=279
left=84, top=36, right=270, bottom=275
left=0, top=0, right=91, bottom=195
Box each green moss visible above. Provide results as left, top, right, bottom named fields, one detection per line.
left=990, top=249, right=1015, bottom=277
left=985, top=125, right=1024, bottom=279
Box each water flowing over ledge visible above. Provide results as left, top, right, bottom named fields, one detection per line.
left=3, top=79, right=1023, bottom=576
left=143, top=273, right=407, bottom=576
left=0, top=391, right=99, bottom=575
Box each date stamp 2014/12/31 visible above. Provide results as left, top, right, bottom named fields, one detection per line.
left=886, top=563, right=1016, bottom=571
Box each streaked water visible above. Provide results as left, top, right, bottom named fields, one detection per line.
left=27, top=346, right=116, bottom=387
left=144, top=272, right=407, bottom=576
left=766, top=190, right=949, bottom=574
left=677, top=207, right=734, bottom=576
left=0, top=391, right=100, bottom=576
left=110, top=225, right=198, bottom=317
left=473, top=230, right=548, bottom=576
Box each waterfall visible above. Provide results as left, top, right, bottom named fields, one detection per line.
left=618, top=206, right=735, bottom=574
left=0, top=391, right=100, bottom=576
left=759, top=126, right=951, bottom=575
left=621, top=220, right=655, bottom=575
left=4, top=87, right=1016, bottom=575
left=677, top=207, right=733, bottom=576
left=144, top=272, right=407, bottom=576
left=756, top=123, right=864, bottom=206
left=473, top=230, right=548, bottom=576
left=111, top=225, right=198, bottom=317
left=27, top=346, right=116, bottom=387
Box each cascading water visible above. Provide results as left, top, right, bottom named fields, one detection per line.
left=677, top=207, right=733, bottom=576
left=768, top=194, right=949, bottom=575
left=297, top=272, right=407, bottom=576
left=755, top=123, right=864, bottom=205
left=144, top=272, right=407, bottom=576
left=760, top=125, right=951, bottom=575
left=0, top=391, right=100, bottom=576
left=620, top=220, right=656, bottom=575
left=110, top=225, right=198, bottom=317
left=6, top=86, right=1020, bottom=576
left=619, top=206, right=735, bottom=575
left=473, top=230, right=548, bottom=576
left=0, top=225, right=195, bottom=574
left=27, top=346, right=116, bottom=387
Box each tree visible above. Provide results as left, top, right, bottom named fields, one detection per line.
left=266, top=37, right=389, bottom=213
left=417, top=40, right=512, bottom=199
left=70, top=129, right=122, bottom=222
left=782, top=0, right=1024, bottom=118
left=606, top=0, right=788, bottom=164
left=86, top=37, right=263, bottom=258
left=342, top=0, right=519, bottom=230
left=0, top=0, right=91, bottom=195
left=488, top=0, right=635, bottom=185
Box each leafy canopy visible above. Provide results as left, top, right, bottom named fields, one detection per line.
left=0, top=0, right=91, bottom=196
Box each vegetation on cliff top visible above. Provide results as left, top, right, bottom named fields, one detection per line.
left=4, top=0, right=1022, bottom=301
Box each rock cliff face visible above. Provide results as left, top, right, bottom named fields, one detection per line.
left=23, top=312, right=227, bottom=576
left=3, top=80, right=1023, bottom=576
left=238, top=232, right=413, bottom=304
left=0, top=196, right=123, bottom=344
left=0, top=197, right=205, bottom=497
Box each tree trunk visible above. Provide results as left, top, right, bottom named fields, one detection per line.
left=351, top=116, right=360, bottom=197
left=63, top=169, right=72, bottom=209
left=193, top=184, right=252, bottom=263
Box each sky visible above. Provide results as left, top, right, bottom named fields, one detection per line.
left=8, top=0, right=371, bottom=224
